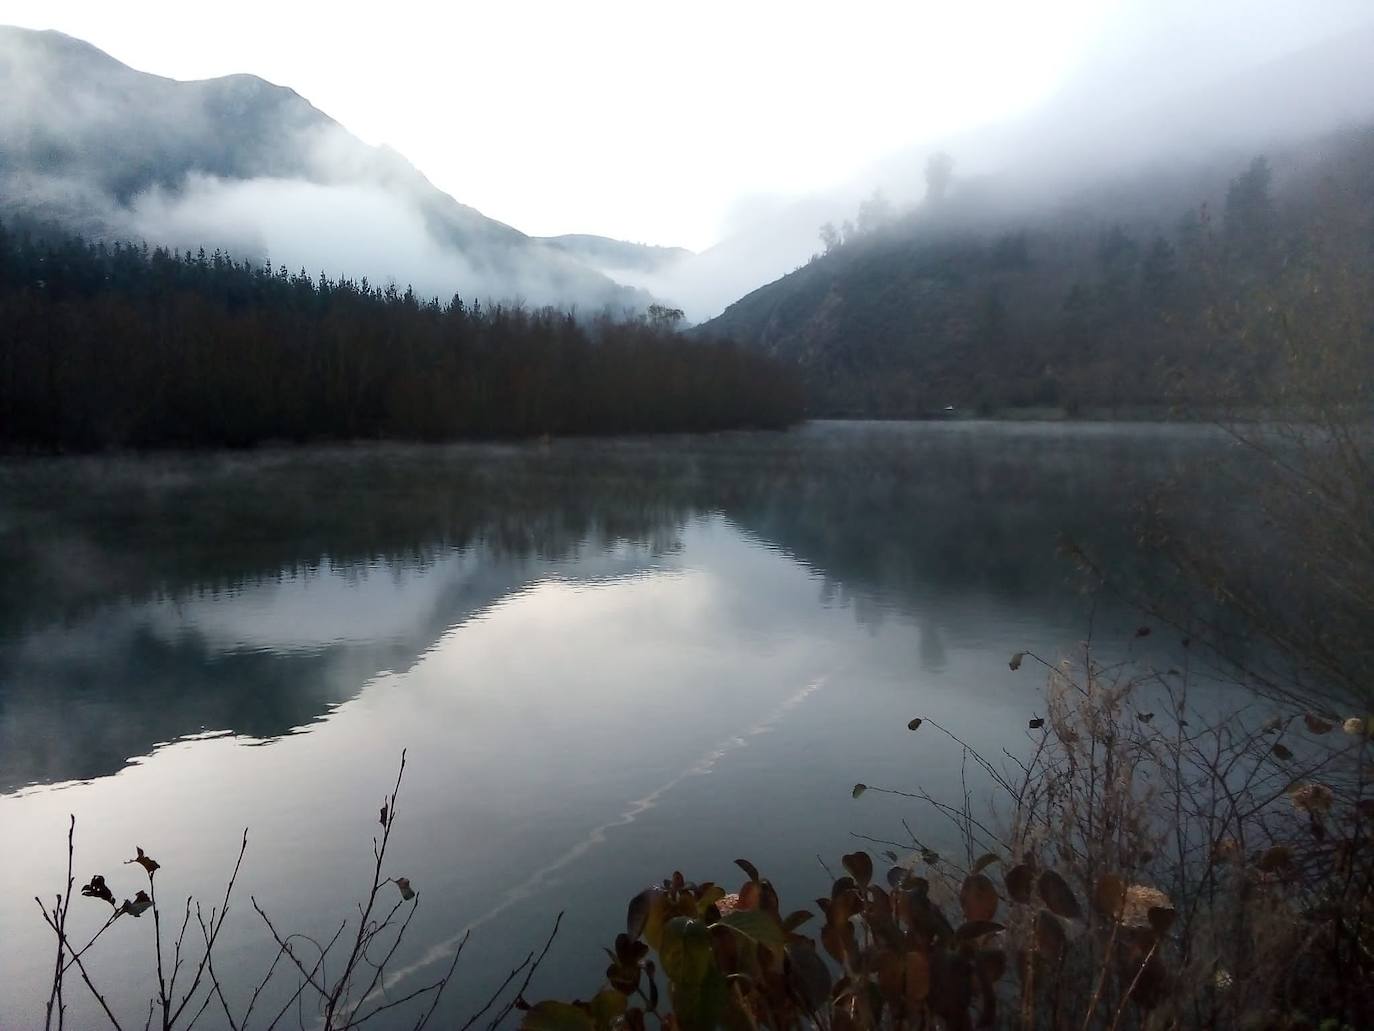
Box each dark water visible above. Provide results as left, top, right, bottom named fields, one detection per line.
left=0, top=421, right=1233, bottom=1027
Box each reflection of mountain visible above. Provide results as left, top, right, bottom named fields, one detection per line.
left=0, top=544, right=665, bottom=792
left=0, top=425, right=1232, bottom=792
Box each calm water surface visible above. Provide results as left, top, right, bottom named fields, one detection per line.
left=0, top=421, right=1232, bottom=1027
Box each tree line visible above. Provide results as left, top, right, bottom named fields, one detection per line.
left=0, top=227, right=804, bottom=450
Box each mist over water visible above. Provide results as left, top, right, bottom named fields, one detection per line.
left=0, top=423, right=1240, bottom=1027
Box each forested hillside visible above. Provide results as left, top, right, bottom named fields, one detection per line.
left=0, top=229, right=803, bottom=450
left=0, top=26, right=646, bottom=309
left=698, top=124, right=1374, bottom=417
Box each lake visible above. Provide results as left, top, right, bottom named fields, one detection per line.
left=0, top=421, right=1235, bottom=1027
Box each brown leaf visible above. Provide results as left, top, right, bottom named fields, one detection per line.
left=1004, top=863, right=1034, bottom=904
left=126, top=847, right=159, bottom=876
left=904, top=950, right=930, bottom=1005
left=739, top=880, right=762, bottom=911
left=1009, top=652, right=1024, bottom=671
left=1210, top=838, right=1241, bottom=864
left=972, top=852, right=1000, bottom=874
left=954, top=920, right=1005, bottom=942
left=1034, top=910, right=1065, bottom=961
left=1147, top=906, right=1176, bottom=936
left=395, top=877, right=415, bottom=901
left=734, top=859, right=759, bottom=883
left=907, top=718, right=923, bottom=731
left=1271, top=742, right=1293, bottom=761
left=1129, top=953, right=1169, bottom=1010
left=1303, top=714, right=1334, bottom=735
left=851, top=783, right=867, bottom=799
left=1028, top=717, right=1045, bottom=729
left=975, top=948, right=1006, bottom=984
left=841, top=852, right=873, bottom=887
left=1135, top=626, right=1151, bottom=638
left=959, top=874, right=999, bottom=922
left=379, top=804, right=388, bottom=827
left=1037, top=870, right=1083, bottom=921
left=1289, top=782, right=1334, bottom=815
left=1093, top=873, right=1127, bottom=919
left=1258, top=845, right=1293, bottom=872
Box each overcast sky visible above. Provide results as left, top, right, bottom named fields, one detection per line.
left=6, top=1, right=1373, bottom=250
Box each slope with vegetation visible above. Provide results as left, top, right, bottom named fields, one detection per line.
left=698, top=125, right=1374, bottom=419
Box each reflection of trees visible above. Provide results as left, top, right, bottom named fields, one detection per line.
left=0, top=426, right=1237, bottom=791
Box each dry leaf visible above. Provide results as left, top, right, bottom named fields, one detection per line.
left=1037, top=870, right=1083, bottom=921
left=81, top=875, right=114, bottom=906
left=1004, top=863, right=1034, bottom=904
left=972, top=853, right=1000, bottom=874
left=126, top=847, right=159, bottom=876
left=907, top=718, right=922, bottom=731
left=119, top=890, right=153, bottom=918
left=1009, top=652, right=1024, bottom=671
left=851, top=783, right=867, bottom=799
left=959, top=874, right=1000, bottom=922
left=1258, top=845, right=1293, bottom=872
left=1303, top=714, right=1333, bottom=735
left=1093, top=873, right=1127, bottom=919
left=1288, top=782, right=1333, bottom=815
left=396, top=877, right=415, bottom=900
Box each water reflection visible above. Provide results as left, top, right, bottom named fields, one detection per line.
left=0, top=422, right=1236, bottom=1027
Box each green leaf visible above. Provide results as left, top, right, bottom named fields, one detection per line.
left=719, top=909, right=788, bottom=948
left=589, top=989, right=627, bottom=1029
left=660, top=917, right=714, bottom=986
left=696, top=884, right=726, bottom=912
left=521, top=1002, right=595, bottom=1031
left=670, top=965, right=728, bottom=1031
left=628, top=887, right=663, bottom=945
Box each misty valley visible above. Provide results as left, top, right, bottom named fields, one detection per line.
left=2, top=7, right=1373, bottom=1031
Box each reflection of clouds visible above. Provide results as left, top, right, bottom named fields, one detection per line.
left=144, top=553, right=467, bottom=654
left=0, top=533, right=682, bottom=793
left=142, top=538, right=682, bottom=655
left=385, top=674, right=828, bottom=993
left=919, top=619, right=948, bottom=674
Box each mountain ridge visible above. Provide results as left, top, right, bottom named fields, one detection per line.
left=0, top=25, right=651, bottom=308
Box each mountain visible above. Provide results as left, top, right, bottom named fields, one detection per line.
left=653, top=22, right=1374, bottom=324
left=536, top=234, right=692, bottom=275
left=695, top=116, right=1374, bottom=417
left=0, top=26, right=647, bottom=309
